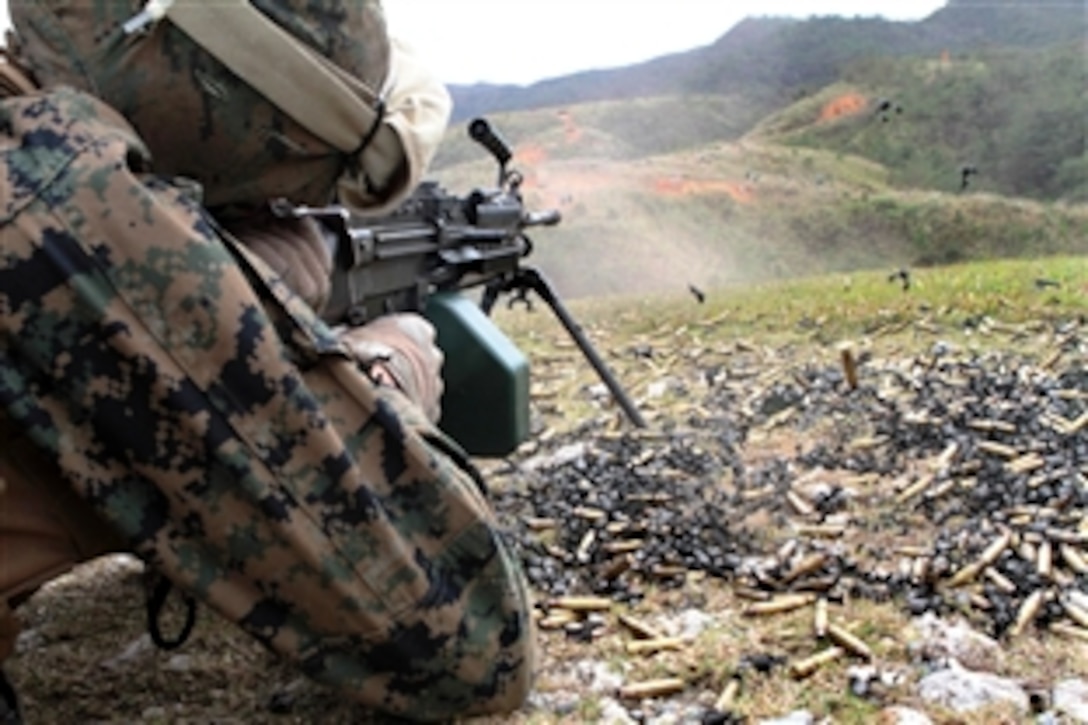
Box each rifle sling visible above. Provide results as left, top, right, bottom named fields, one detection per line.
left=164, top=0, right=383, bottom=155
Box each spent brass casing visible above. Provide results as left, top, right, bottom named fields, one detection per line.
left=602, top=539, right=645, bottom=554
left=789, top=646, right=845, bottom=679
left=1059, top=545, right=1088, bottom=575
left=650, top=564, right=689, bottom=579
left=576, top=530, right=597, bottom=562
left=619, top=678, right=686, bottom=700
left=734, top=586, right=772, bottom=602
left=927, top=479, right=957, bottom=500
left=979, top=530, right=1014, bottom=566
left=1051, top=622, right=1088, bottom=642
left=538, top=610, right=579, bottom=630
left=786, top=490, right=815, bottom=516
left=741, top=486, right=773, bottom=501
left=933, top=441, right=960, bottom=471
left=524, top=516, right=557, bottom=531
left=1061, top=598, right=1088, bottom=629
left=1037, top=540, right=1053, bottom=578
left=625, top=637, right=685, bottom=655
left=1049, top=528, right=1088, bottom=545
left=814, top=597, right=829, bottom=639
left=573, top=505, right=607, bottom=521
left=777, top=539, right=799, bottom=563
left=600, top=554, right=634, bottom=581
left=826, top=623, right=873, bottom=660
left=911, top=557, right=932, bottom=583
left=896, top=473, right=934, bottom=504
left=950, top=530, right=1013, bottom=586
left=976, top=440, right=1019, bottom=459
left=617, top=614, right=665, bottom=640
left=795, top=524, right=846, bottom=539
left=551, top=596, right=613, bottom=612
left=946, top=562, right=983, bottom=587
left=839, top=344, right=859, bottom=391
left=714, top=676, right=741, bottom=711
left=1009, top=590, right=1045, bottom=637
left=983, top=567, right=1017, bottom=594
left=967, top=419, right=1017, bottom=434
left=545, top=544, right=572, bottom=561
left=743, top=593, right=817, bottom=616
left=795, top=574, right=840, bottom=593
left=1006, top=453, right=1046, bottom=475
left=784, top=553, right=830, bottom=583
left=1052, top=569, right=1075, bottom=588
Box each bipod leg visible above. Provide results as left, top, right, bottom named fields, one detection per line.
left=511, top=268, right=646, bottom=428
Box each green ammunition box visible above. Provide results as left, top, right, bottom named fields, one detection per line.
left=424, top=291, right=529, bottom=457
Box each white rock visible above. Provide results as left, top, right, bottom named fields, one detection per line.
left=521, top=441, right=588, bottom=471
left=13, top=627, right=44, bottom=654
left=1054, top=679, right=1088, bottom=724
left=574, top=659, right=625, bottom=694
left=879, top=706, right=934, bottom=724
left=586, top=383, right=611, bottom=400
left=164, top=653, right=193, bottom=672
left=909, top=612, right=1004, bottom=670
left=917, top=666, right=1029, bottom=714
left=598, top=697, right=636, bottom=725
left=657, top=608, right=714, bottom=640
left=98, top=633, right=155, bottom=671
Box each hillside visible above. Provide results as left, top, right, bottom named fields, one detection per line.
left=430, top=2, right=1087, bottom=301
left=751, top=41, right=1087, bottom=202
left=430, top=96, right=1086, bottom=300
left=447, top=0, right=1087, bottom=128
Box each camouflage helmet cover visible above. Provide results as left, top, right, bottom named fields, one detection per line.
left=9, top=0, right=391, bottom=211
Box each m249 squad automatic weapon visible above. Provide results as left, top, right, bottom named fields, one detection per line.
left=292, top=117, right=645, bottom=456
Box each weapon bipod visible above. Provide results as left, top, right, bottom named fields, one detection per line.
left=482, top=267, right=647, bottom=429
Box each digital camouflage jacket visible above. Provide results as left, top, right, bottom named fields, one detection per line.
left=0, top=86, right=534, bottom=721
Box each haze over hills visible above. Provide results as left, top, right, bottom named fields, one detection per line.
left=432, top=0, right=1086, bottom=300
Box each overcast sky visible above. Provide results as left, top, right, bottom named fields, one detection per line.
left=384, top=1, right=948, bottom=85
left=0, top=1, right=948, bottom=85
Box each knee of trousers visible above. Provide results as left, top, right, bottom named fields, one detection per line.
left=0, top=417, right=126, bottom=620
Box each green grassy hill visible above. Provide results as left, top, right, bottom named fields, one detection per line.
left=431, top=96, right=1087, bottom=300
left=753, top=42, right=1087, bottom=202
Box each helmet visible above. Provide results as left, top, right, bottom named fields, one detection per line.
left=10, top=0, right=391, bottom=211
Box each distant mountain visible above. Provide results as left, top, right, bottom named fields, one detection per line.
left=448, top=1, right=1087, bottom=125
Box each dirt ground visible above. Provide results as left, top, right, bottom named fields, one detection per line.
left=5, top=312, right=1087, bottom=724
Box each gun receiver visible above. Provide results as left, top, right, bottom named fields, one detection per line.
left=301, top=118, right=646, bottom=453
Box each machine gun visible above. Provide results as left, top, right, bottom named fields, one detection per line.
left=293, top=117, right=645, bottom=456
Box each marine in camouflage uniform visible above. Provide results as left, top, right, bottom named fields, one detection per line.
left=0, top=1, right=535, bottom=720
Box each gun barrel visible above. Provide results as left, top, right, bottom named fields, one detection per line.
left=524, top=209, right=561, bottom=227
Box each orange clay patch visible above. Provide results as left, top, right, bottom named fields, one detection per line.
left=515, top=143, right=547, bottom=167
left=652, top=177, right=755, bottom=203
left=555, top=110, right=583, bottom=144
left=818, top=92, right=867, bottom=122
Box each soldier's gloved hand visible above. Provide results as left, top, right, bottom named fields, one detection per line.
left=228, top=215, right=333, bottom=312
left=338, top=314, right=444, bottom=423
